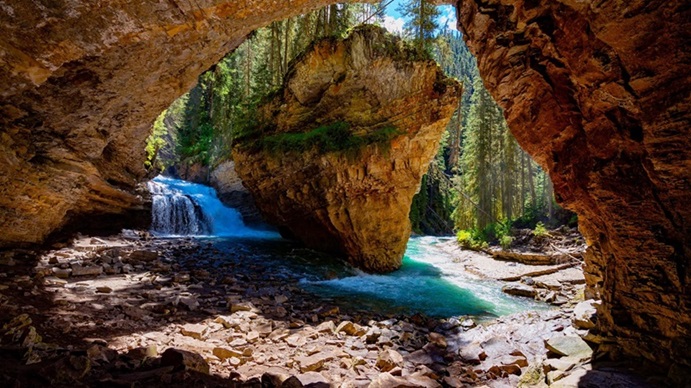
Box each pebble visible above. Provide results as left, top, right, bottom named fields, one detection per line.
left=0, top=234, right=603, bottom=387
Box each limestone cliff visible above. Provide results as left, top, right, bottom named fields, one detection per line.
left=232, top=26, right=461, bottom=272
left=455, top=0, right=690, bottom=372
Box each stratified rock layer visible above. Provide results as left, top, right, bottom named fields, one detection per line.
left=233, top=26, right=461, bottom=272
left=455, top=0, right=690, bottom=371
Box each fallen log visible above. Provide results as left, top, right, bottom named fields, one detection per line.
left=498, top=262, right=582, bottom=282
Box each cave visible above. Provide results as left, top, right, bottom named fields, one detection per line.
left=0, top=0, right=688, bottom=381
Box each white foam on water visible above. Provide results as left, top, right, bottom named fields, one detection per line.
left=301, top=236, right=545, bottom=318
left=148, top=176, right=279, bottom=239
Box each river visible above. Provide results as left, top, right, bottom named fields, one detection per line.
left=148, top=175, right=543, bottom=320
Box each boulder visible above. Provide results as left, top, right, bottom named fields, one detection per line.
left=572, top=300, right=599, bottom=330
left=336, top=321, right=365, bottom=336
left=368, top=372, right=440, bottom=388
left=545, top=336, right=593, bottom=360
left=71, top=264, right=102, bottom=277
left=96, top=286, right=112, bottom=293
left=180, top=323, right=207, bottom=340
left=213, top=347, right=243, bottom=360
left=296, top=351, right=334, bottom=373
left=458, top=343, right=486, bottom=365
left=316, top=321, right=336, bottom=334
left=160, top=348, right=209, bottom=374
left=501, top=283, right=537, bottom=298
left=128, top=249, right=159, bottom=262
left=296, top=371, right=330, bottom=387
left=428, top=332, right=447, bottom=349
left=375, top=349, right=403, bottom=372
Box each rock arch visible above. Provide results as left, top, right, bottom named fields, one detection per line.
left=0, top=0, right=688, bottom=374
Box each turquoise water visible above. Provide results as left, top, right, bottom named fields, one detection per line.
left=151, top=177, right=544, bottom=320
left=300, top=236, right=544, bottom=319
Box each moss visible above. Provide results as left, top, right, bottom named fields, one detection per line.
left=255, top=121, right=402, bottom=157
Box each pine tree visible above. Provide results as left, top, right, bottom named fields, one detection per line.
left=398, top=0, right=441, bottom=51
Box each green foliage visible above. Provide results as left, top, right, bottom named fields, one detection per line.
left=499, top=235, right=514, bottom=250
left=494, top=220, right=511, bottom=239
left=428, top=29, right=573, bottom=240
left=410, top=174, right=429, bottom=234
left=456, top=229, right=488, bottom=251
left=568, top=214, right=578, bottom=227
left=256, top=122, right=401, bottom=156
left=153, top=5, right=382, bottom=170
left=456, top=218, right=516, bottom=250
left=144, top=110, right=169, bottom=172
left=533, top=222, right=550, bottom=239
left=410, top=165, right=456, bottom=235
left=397, top=0, right=441, bottom=52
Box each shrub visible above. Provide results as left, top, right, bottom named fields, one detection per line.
left=456, top=229, right=488, bottom=251
left=533, top=221, right=551, bottom=240
left=499, top=235, right=514, bottom=250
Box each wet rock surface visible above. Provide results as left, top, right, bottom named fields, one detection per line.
left=0, top=232, right=666, bottom=387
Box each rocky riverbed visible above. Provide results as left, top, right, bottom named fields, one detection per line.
left=0, top=232, right=658, bottom=387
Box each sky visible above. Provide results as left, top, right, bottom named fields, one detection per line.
left=380, top=0, right=458, bottom=35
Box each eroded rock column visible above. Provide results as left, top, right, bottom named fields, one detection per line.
left=232, top=26, right=461, bottom=272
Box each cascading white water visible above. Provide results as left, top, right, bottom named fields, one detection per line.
left=148, top=177, right=212, bottom=235
left=147, top=176, right=278, bottom=238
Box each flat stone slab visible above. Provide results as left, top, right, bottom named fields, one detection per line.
left=545, top=335, right=593, bottom=360
left=502, top=282, right=537, bottom=297
left=180, top=323, right=208, bottom=340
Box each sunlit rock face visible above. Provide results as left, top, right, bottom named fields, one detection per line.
left=455, top=0, right=690, bottom=371
left=233, top=26, right=461, bottom=272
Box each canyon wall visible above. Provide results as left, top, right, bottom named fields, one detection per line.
left=232, top=26, right=461, bottom=272
left=0, top=0, right=348, bottom=247
left=0, top=0, right=688, bottom=374
left=455, top=0, right=690, bottom=372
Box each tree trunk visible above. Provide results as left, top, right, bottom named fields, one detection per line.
left=521, top=152, right=526, bottom=214
left=527, top=157, right=537, bottom=211
left=418, top=0, right=424, bottom=50
left=245, top=39, right=252, bottom=99
left=282, top=18, right=291, bottom=75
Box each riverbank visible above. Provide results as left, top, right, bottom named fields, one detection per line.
left=0, top=232, right=656, bottom=387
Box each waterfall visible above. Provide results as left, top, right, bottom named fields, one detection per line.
left=147, top=176, right=278, bottom=238
left=148, top=177, right=212, bottom=235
